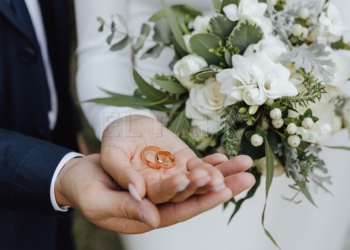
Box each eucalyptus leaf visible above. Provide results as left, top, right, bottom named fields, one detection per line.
left=117, top=14, right=128, bottom=31
left=229, top=21, right=263, bottom=54
left=149, top=5, right=202, bottom=22
left=153, top=18, right=172, bottom=45
left=133, top=69, right=168, bottom=101
left=152, top=79, right=187, bottom=94
left=160, top=0, right=188, bottom=52
left=141, top=44, right=165, bottom=59
left=190, top=33, right=223, bottom=65
left=209, top=15, right=236, bottom=41
left=110, top=36, right=131, bottom=51
left=134, top=23, right=151, bottom=53
left=224, top=50, right=232, bottom=67
left=106, top=32, right=115, bottom=45
left=195, top=71, right=218, bottom=81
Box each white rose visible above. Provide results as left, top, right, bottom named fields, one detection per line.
left=254, top=156, right=285, bottom=177
left=173, top=55, right=208, bottom=90
left=185, top=77, right=225, bottom=134
left=186, top=126, right=213, bottom=151
left=244, top=36, right=288, bottom=63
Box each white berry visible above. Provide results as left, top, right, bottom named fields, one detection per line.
left=265, top=98, right=274, bottom=106
left=291, top=24, right=303, bottom=37
left=301, top=27, right=309, bottom=39
left=270, top=108, right=282, bottom=120
left=286, top=123, right=298, bottom=134
left=302, top=117, right=314, bottom=129
left=251, top=134, right=263, bottom=147
left=298, top=7, right=310, bottom=19
left=288, top=135, right=301, bottom=148
left=272, top=118, right=284, bottom=129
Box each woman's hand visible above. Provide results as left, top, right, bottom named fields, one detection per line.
left=100, top=115, right=254, bottom=204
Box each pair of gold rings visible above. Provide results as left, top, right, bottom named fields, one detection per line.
left=141, top=146, right=175, bottom=169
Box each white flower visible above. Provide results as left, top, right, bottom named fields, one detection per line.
left=186, top=126, right=213, bottom=151
left=185, top=77, right=225, bottom=134
left=296, top=85, right=343, bottom=143
left=223, top=0, right=273, bottom=37
left=254, top=156, right=285, bottom=177
left=217, top=54, right=298, bottom=106
left=327, top=49, right=350, bottom=87
left=173, top=55, right=208, bottom=90
left=193, top=16, right=211, bottom=34
left=311, top=4, right=347, bottom=44
left=244, top=36, right=288, bottom=63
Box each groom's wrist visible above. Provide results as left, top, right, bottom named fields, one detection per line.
left=51, top=152, right=83, bottom=211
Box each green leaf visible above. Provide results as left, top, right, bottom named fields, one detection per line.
left=86, top=96, right=156, bottom=108
left=322, top=145, right=350, bottom=151
left=141, top=44, right=165, bottom=59
left=227, top=172, right=261, bottom=222
left=160, top=0, right=187, bottom=52
left=220, top=0, right=239, bottom=13
left=133, top=69, right=168, bottom=101
left=134, top=23, right=151, bottom=53
left=209, top=15, right=236, bottom=41
left=149, top=5, right=202, bottom=22
left=106, top=32, right=115, bottom=45
left=194, top=71, right=218, bottom=82
left=153, top=18, right=172, bottom=45
left=97, top=17, right=105, bottom=32
left=190, top=33, right=223, bottom=65
left=170, top=36, right=188, bottom=59
left=117, top=14, right=128, bottom=31
left=229, top=21, right=263, bottom=54
left=168, top=110, right=191, bottom=133
left=264, top=138, right=275, bottom=196
left=152, top=79, right=187, bottom=94
left=212, top=0, right=222, bottom=12
left=296, top=181, right=317, bottom=206
left=110, top=36, right=131, bottom=51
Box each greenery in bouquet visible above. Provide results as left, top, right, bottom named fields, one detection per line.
left=92, top=0, right=350, bottom=246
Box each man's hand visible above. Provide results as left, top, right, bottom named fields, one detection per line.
left=54, top=154, right=254, bottom=234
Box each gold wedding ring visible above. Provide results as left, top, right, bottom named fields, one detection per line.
left=141, top=146, right=175, bottom=169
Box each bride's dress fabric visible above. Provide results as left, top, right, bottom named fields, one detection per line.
left=75, top=0, right=350, bottom=249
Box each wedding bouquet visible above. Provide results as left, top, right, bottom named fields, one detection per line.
left=94, top=0, right=350, bottom=245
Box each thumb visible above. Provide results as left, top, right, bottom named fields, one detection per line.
left=101, top=147, right=146, bottom=200
left=92, top=188, right=161, bottom=232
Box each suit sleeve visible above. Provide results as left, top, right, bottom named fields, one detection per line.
left=0, top=129, right=71, bottom=214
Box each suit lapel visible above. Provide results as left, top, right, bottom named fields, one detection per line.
left=0, top=0, right=37, bottom=44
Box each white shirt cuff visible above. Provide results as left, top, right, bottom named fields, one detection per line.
left=50, top=152, right=84, bottom=212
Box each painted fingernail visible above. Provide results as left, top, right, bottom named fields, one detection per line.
left=140, top=211, right=155, bottom=228
left=128, top=183, right=142, bottom=202
left=175, top=179, right=190, bottom=192
left=211, top=183, right=226, bottom=192
left=195, top=176, right=211, bottom=187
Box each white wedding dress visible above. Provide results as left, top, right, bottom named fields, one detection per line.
left=75, top=0, right=350, bottom=249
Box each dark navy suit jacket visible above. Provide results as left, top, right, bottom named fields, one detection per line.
left=0, top=0, right=79, bottom=249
